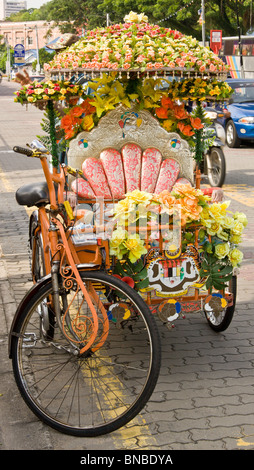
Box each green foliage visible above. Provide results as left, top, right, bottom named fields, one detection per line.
left=0, top=41, right=14, bottom=72
left=37, top=104, right=65, bottom=166
left=200, top=253, right=233, bottom=290
left=32, top=48, right=55, bottom=72
left=4, top=0, right=253, bottom=38
left=114, top=258, right=149, bottom=290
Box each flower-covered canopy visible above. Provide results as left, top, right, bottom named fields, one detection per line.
left=45, top=12, right=228, bottom=79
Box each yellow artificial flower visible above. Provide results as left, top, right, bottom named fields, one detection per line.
left=109, top=228, right=127, bottom=259
left=206, top=221, right=221, bottom=236
left=215, top=242, right=230, bottom=259
left=82, top=115, right=94, bottom=131
left=234, top=212, right=248, bottom=227
left=228, top=248, right=243, bottom=267
left=125, top=189, right=153, bottom=205
left=42, top=95, right=49, bottom=100
left=208, top=200, right=230, bottom=222
left=123, top=234, right=147, bottom=263
left=162, top=119, right=174, bottom=131
left=230, top=234, right=242, bottom=244
left=221, top=216, right=234, bottom=230
left=34, top=88, right=44, bottom=95
left=231, top=220, right=244, bottom=236
left=217, top=228, right=229, bottom=241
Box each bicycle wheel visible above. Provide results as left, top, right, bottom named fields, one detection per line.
left=204, top=275, right=237, bottom=332
left=11, top=270, right=161, bottom=437
left=206, top=147, right=226, bottom=187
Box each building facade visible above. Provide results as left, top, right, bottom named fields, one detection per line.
left=0, top=0, right=27, bottom=21
left=0, top=20, right=61, bottom=50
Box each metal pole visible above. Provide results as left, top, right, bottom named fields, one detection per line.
left=35, top=24, right=40, bottom=74
left=236, top=0, right=244, bottom=78
left=202, top=0, right=205, bottom=46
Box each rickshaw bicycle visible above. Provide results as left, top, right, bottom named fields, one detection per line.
left=10, top=13, right=246, bottom=438
left=8, top=143, right=161, bottom=437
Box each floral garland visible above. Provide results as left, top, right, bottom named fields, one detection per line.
left=44, top=14, right=228, bottom=75
left=109, top=186, right=247, bottom=291
left=14, top=80, right=86, bottom=105
left=59, top=73, right=232, bottom=148
left=166, top=78, right=233, bottom=102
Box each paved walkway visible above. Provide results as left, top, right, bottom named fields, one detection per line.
left=0, top=79, right=254, bottom=451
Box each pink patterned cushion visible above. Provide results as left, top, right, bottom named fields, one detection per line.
left=141, top=148, right=162, bottom=193
left=71, top=178, right=95, bottom=198
left=121, top=143, right=142, bottom=192
left=174, top=178, right=192, bottom=186
left=100, top=148, right=125, bottom=199
left=154, top=159, right=180, bottom=194
left=82, top=158, right=112, bottom=198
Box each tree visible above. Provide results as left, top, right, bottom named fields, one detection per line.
left=4, top=0, right=253, bottom=38
left=32, top=48, right=55, bottom=72
left=0, top=37, right=14, bottom=72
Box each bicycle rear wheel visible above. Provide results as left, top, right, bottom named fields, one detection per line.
left=204, top=275, right=237, bottom=332
left=11, top=270, right=161, bottom=436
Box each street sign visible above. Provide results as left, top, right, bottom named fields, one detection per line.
left=14, top=44, right=25, bottom=65
left=210, top=30, right=222, bottom=55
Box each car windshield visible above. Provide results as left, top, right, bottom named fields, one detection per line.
left=231, top=83, right=254, bottom=103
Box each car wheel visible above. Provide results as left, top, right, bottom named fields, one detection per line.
left=226, top=120, right=241, bottom=148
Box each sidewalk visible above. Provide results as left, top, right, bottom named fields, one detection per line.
left=1, top=78, right=254, bottom=451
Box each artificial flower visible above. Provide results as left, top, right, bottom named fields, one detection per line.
left=215, top=242, right=230, bottom=259
left=44, top=17, right=228, bottom=76
left=123, top=233, right=147, bottom=263
left=228, top=248, right=244, bottom=267
left=109, top=228, right=128, bottom=259
left=14, top=80, right=85, bottom=105
left=234, top=211, right=248, bottom=227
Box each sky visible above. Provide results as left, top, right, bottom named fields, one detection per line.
left=26, top=0, right=50, bottom=9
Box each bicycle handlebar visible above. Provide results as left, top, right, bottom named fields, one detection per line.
left=13, top=146, right=35, bottom=157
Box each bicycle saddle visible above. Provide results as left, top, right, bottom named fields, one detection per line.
left=16, top=181, right=50, bottom=207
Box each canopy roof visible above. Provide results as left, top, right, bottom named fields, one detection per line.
left=44, top=13, right=228, bottom=80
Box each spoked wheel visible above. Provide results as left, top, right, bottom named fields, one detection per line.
left=206, top=147, right=226, bottom=187
left=204, top=275, right=237, bottom=332
left=11, top=270, right=161, bottom=437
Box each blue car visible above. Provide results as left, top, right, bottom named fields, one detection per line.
left=223, top=78, right=254, bottom=147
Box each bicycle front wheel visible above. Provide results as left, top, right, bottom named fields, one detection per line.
left=11, top=270, right=161, bottom=436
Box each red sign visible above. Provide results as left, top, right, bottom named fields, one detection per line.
left=210, top=30, right=222, bottom=54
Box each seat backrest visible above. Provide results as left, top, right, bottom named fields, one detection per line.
left=68, top=105, right=194, bottom=200
left=71, top=143, right=191, bottom=199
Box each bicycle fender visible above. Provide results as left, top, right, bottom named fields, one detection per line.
left=29, top=210, right=39, bottom=248
left=8, top=274, right=52, bottom=358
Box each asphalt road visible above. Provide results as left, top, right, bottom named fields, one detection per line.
left=0, top=78, right=254, bottom=453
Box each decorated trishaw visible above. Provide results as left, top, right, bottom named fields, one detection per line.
left=14, top=12, right=247, bottom=332
left=9, top=12, right=249, bottom=437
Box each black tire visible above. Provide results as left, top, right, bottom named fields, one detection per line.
left=226, top=120, right=241, bottom=148
left=11, top=270, right=161, bottom=437
left=206, top=147, right=226, bottom=187
left=204, top=275, right=237, bottom=332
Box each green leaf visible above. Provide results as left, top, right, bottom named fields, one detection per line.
left=132, top=267, right=148, bottom=280
left=135, top=278, right=149, bottom=289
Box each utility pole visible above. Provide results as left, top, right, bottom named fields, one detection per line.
left=35, top=24, right=40, bottom=74
left=5, top=36, right=11, bottom=81
left=236, top=0, right=244, bottom=78
left=201, top=0, right=205, bottom=46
